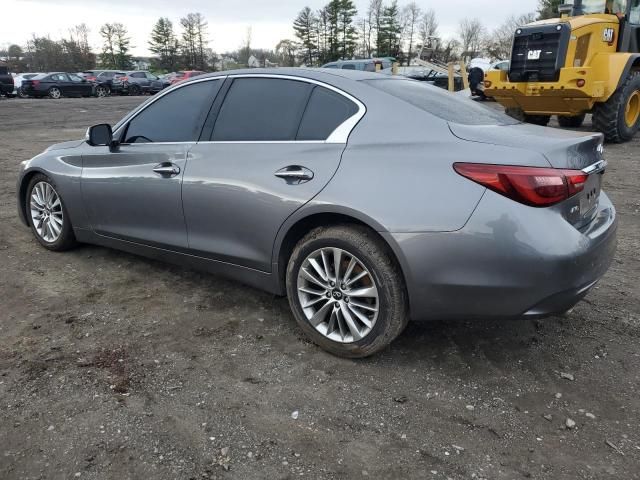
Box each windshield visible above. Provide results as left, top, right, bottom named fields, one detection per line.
left=568, top=0, right=628, bottom=14
left=363, top=78, right=519, bottom=126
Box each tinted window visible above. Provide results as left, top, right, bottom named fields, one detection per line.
left=363, top=78, right=519, bottom=126
left=212, top=78, right=312, bottom=141
left=69, top=74, right=83, bottom=82
left=130, top=72, right=145, bottom=78
left=297, top=87, right=358, bottom=140
left=124, top=80, right=222, bottom=143
left=341, top=64, right=356, bottom=70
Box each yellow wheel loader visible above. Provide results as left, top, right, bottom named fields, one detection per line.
left=484, top=0, right=640, bottom=142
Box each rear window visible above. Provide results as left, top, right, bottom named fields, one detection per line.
left=363, top=78, right=519, bottom=126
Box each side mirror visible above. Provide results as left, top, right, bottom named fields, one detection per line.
left=86, top=124, right=114, bottom=148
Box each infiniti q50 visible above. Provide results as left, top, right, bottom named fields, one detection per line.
left=16, top=69, right=617, bottom=357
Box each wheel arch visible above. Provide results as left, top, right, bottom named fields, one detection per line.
left=271, top=208, right=411, bottom=303
left=17, top=168, right=48, bottom=226
left=614, top=54, right=640, bottom=91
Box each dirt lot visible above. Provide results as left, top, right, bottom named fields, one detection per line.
left=0, top=95, right=638, bottom=480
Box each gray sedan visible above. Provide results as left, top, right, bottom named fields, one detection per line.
left=16, top=68, right=617, bottom=358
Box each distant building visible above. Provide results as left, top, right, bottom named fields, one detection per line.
left=247, top=55, right=260, bottom=68
left=132, top=58, right=151, bottom=71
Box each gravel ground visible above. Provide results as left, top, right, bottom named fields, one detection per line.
left=0, top=96, right=639, bottom=480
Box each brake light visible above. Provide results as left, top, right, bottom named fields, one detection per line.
left=453, top=163, right=588, bottom=207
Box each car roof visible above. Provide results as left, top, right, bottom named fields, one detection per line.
left=189, top=67, right=383, bottom=83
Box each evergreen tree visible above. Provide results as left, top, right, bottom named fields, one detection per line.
left=293, top=7, right=318, bottom=65
left=337, top=0, right=358, bottom=59
left=379, top=1, right=401, bottom=58
left=149, top=18, right=179, bottom=72
left=538, top=0, right=563, bottom=19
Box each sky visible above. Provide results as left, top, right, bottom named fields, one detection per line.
left=3, top=0, right=539, bottom=56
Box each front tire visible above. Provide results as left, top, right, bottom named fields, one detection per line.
left=593, top=72, right=640, bottom=143
left=286, top=225, right=408, bottom=358
left=48, top=87, right=62, bottom=99
left=558, top=113, right=586, bottom=128
left=26, top=174, right=77, bottom=251
left=128, top=84, right=141, bottom=96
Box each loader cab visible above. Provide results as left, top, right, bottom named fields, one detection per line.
left=560, top=0, right=640, bottom=52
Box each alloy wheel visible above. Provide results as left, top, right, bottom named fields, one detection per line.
left=30, top=182, right=64, bottom=243
left=96, top=86, right=109, bottom=97
left=296, top=247, right=379, bottom=343
left=49, top=87, right=61, bottom=99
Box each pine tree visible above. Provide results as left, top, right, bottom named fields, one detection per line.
left=293, top=7, right=318, bottom=65
left=538, top=0, right=563, bottom=19
left=337, top=0, right=358, bottom=59
left=379, top=1, right=401, bottom=58
left=149, top=18, right=178, bottom=72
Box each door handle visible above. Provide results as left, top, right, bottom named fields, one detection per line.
left=153, top=163, right=181, bottom=177
left=274, top=166, right=314, bottom=183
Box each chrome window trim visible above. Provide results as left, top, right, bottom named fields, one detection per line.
left=113, top=73, right=366, bottom=145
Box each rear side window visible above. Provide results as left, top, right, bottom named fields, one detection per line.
left=212, top=78, right=312, bottom=141
left=363, top=79, right=519, bottom=126
left=124, top=80, right=222, bottom=143
left=297, top=87, right=358, bottom=140
left=341, top=64, right=356, bottom=70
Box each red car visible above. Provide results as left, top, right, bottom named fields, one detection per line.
left=170, top=70, right=205, bottom=85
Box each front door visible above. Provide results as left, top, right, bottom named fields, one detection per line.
left=182, top=76, right=363, bottom=272
left=81, top=78, right=224, bottom=249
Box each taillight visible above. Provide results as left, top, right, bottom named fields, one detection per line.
left=453, top=163, right=588, bottom=207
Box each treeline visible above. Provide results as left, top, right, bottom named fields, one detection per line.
left=291, top=0, right=541, bottom=66
left=1, top=25, right=95, bottom=72
left=0, top=0, right=561, bottom=74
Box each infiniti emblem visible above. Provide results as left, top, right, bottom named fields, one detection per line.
left=332, top=291, right=343, bottom=300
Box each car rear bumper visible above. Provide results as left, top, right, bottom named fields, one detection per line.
left=387, top=190, right=617, bottom=322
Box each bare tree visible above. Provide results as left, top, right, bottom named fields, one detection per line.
left=458, top=17, right=486, bottom=60
left=401, top=2, right=421, bottom=65
left=486, top=13, right=535, bottom=59
left=368, top=0, right=383, bottom=56
left=417, top=9, right=439, bottom=59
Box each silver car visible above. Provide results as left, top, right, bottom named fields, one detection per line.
left=16, top=69, right=617, bottom=358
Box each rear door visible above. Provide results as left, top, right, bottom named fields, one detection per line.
left=81, top=79, right=223, bottom=248
left=183, top=75, right=363, bottom=271
left=68, top=73, right=92, bottom=95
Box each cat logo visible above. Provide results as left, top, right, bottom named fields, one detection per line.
left=603, top=28, right=615, bottom=43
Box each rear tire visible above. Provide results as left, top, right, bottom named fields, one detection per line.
left=593, top=71, right=640, bottom=143
left=129, top=84, right=141, bottom=96
left=524, top=114, right=551, bottom=126
left=286, top=224, right=409, bottom=358
left=558, top=113, right=586, bottom=128
left=95, top=85, right=110, bottom=97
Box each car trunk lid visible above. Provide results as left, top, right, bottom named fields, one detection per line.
left=449, top=122, right=606, bottom=228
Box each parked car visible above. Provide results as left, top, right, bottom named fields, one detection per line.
left=322, top=58, right=393, bottom=72
left=16, top=69, right=617, bottom=358
left=381, top=66, right=465, bottom=91
left=13, top=73, right=42, bottom=98
left=120, top=71, right=166, bottom=95
left=0, top=66, right=15, bottom=97
left=21, top=72, right=96, bottom=98
left=169, top=70, right=205, bottom=85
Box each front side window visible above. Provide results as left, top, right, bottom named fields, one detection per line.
left=123, top=80, right=222, bottom=144
left=297, top=87, right=359, bottom=141
left=341, top=64, right=356, bottom=70
left=212, top=78, right=312, bottom=141
left=69, top=74, right=83, bottom=82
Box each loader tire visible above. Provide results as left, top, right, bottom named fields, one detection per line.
left=558, top=113, right=586, bottom=128
left=593, top=71, right=640, bottom=143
